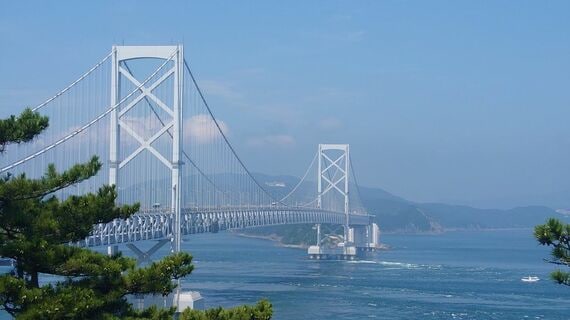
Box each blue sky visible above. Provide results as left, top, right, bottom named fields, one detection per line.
left=1, top=1, right=569, bottom=208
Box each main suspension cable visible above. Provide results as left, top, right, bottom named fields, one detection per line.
left=280, top=151, right=317, bottom=202
left=1, top=49, right=178, bottom=173
left=183, top=59, right=284, bottom=205
left=123, top=61, right=239, bottom=205
left=33, top=51, right=114, bottom=112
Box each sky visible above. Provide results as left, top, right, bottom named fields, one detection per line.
left=0, top=1, right=569, bottom=209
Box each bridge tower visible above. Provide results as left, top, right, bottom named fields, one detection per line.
left=108, top=45, right=203, bottom=312
left=310, top=144, right=356, bottom=259
left=317, top=144, right=350, bottom=239
left=309, top=144, right=381, bottom=259
left=108, top=45, right=184, bottom=254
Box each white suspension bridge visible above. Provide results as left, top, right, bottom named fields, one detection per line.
left=1, top=45, right=380, bottom=264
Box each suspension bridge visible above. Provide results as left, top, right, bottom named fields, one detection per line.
left=1, top=45, right=379, bottom=263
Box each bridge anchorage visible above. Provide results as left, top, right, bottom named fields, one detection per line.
left=2, top=45, right=381, bottom=310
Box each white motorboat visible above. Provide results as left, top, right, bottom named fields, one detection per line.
left=521, top=276, right=540, bottom=282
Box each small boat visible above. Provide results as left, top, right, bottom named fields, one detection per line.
left=521, top=276, right=540, bottom=282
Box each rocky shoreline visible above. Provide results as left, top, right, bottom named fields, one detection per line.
left=231, top=227, right=534, bottom=250
left=232, top=231, right=391, bottom=250
left=231, top=231, right=311, bottom=249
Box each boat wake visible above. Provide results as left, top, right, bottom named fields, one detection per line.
left=346, top=260, right=441, bottom=269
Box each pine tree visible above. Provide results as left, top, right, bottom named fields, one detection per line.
left=179, top=299, right=272, bottom=320
left=0, top=109, right=195, bottom=319
left=534, top=218, right=570, bottom=285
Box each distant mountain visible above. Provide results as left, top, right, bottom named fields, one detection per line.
left=254, top=173, right=567, bottom=233
left=358, top=186, right=565, bottom=232
left=127, top=172, right=566, bottom=234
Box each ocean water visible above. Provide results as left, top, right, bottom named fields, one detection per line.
left=2, top=229, right=568, bottom=319
left=172, top=229, right=568, bottom=320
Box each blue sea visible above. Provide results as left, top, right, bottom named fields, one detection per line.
left=175, top=229, right=568, bottom=319
left=2, top=229, right=568, bottom=319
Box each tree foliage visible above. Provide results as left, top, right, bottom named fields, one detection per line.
left=180, top=299, right=272, bottom=320
left=534, top=218, right=570, bottom=285
left=0, top=108, right=48, bottom=152
left=0, top=108, right=272, bottom=319
left=0, top=109, right=195, bottom=319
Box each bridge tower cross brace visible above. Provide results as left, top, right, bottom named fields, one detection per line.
left=317, top=144, right=350, bottom=242
left=108, top=45, right=184, bottom=255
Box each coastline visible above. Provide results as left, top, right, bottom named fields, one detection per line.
left=232, top=227, right=534, bottom=249
left=380, top=226, right=535, bottom=235
left=231, top=231, right=308, bottom=249
left=231, top=231, right=391, bottom=250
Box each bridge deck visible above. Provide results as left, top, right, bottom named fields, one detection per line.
left=82, top=207, right=373, bottom=247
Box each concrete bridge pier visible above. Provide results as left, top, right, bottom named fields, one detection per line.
left=106, top=239, right=170, bottom=264
left=125, top=239, right=171, bottom=265
left=107, top=245, right=119, bottom=256
left=107, top=241, right=205, bottom=312
left=354, top=223, right=381, bottom=253
left=308, top=244, right=357, bottom=260
left=308, top=223, right=358, bottom=260
left=308, top=223, right=381, bottom=260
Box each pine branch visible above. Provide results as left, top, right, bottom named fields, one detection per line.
left=124, top=253, right=194, bottom=296
left=0, top=156, right=102, bottom=202
left=0, top=109, right=48, bottom=152
left=0, top=109, right=268, bottom=318
left=535, top=218, right=570, bottom=287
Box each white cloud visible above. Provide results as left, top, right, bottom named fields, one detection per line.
left=120, top=115, right=164, bottom=140
left=184, top=114, right=229, bottom=144
left=119, top=114, right=229, bottom=145
left=247, top=134, right=295, bottom=148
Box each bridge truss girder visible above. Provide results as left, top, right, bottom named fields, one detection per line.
left=81, top=209, right=372, bottom=248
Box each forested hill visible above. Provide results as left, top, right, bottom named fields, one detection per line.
left=255, top=173, right=566, bottom=233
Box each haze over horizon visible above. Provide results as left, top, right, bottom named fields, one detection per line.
left=1, top=1, right=569, bottom=209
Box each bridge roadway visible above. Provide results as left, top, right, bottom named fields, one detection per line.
left=81, top=206, right=373, bottom=247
